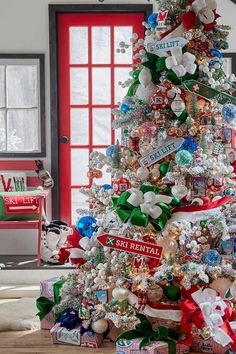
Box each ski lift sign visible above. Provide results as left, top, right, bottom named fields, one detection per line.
left=139, top=138, right=184, bottom=168
left=3, top=195, right=40, bottom=214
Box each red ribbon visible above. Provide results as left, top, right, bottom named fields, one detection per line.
left=173, top=196, right=231, bottom=214
left=179, top=286, right=236, bottom=351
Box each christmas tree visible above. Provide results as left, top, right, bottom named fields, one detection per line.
left=38, top=0, right=236, bottom=351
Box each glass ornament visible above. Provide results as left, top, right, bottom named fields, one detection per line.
left=175, top=150, right=193, bottom=165
left=178, top=137, right=198, bottom=154
left=222, top=104, right=236, bottom=125
left=202, top=249, right=222, bottom=266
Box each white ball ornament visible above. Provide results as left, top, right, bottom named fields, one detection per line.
left=137, top=167, right=149, bottom=181
left=91, top=319, right=108, bottom=334
left=112, top=287, right=129, bottom=301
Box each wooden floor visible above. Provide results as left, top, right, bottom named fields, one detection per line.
left=0, top=330, right=200, bottom=354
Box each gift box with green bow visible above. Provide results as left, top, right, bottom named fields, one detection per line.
left=116, top=314, right=188, bottom=354
left=36, top=277, right=65, bottom=330
left=112, top=185, right=178, bottom=231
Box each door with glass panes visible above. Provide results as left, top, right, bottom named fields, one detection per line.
left=57, top=12, right=145, bottom=224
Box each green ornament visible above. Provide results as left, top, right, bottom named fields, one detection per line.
left=200, top=220, right=207, bottom=228
left=162, top=186, right=171, bottom=194
left=159, top=162, right=169, bottom=175
left=164, top=285, right=181, bottom=301
left=132, top=69, right=141, bottom=81
left=175, top=150, right=193, bottom=166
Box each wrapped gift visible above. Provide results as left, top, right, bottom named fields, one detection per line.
left=81, top=331, right=103, bottom=348
left=38, top=277, right=63, bottom=330
left=51, top=323, right=103, bottom=348
left=50, top=323, right=81, bottom=345
left=116, top=338, right=189, bottom=354
left=191, top=335, right=233, bottom=354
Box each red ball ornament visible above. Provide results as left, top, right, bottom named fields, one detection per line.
left=150, top=91, right=168, bottom=110
left=112, top=177, right=131, bottom=195
left=207, top=177, right=225, bottom=192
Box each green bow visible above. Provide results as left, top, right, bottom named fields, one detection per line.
left=36, top=279, right=65, bottom=320
left=117, top=314, right=185, bottom=353
left=112, top=185, right=172, bottom=232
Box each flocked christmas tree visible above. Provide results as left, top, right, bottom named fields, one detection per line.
left=38, top=0, right=236, bottom=351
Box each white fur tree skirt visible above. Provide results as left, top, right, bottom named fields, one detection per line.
left=0, top=298, right=40, bottom=331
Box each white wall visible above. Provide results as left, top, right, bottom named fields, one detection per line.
left=0, top=0, right=235, bottom=254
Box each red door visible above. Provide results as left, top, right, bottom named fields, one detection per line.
left=58, top=13, right=144, bottom=224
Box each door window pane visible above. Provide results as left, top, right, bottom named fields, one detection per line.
left=71, top=148, right=89, bottom=185
left=114, top=26, right=133, bottom=64
left=70, top=27, right=88, bottom=64
left=115, top=67, right=131, bottom=103
left=71, top=189, right=89, bottom=224
left=0, top=110, right=6, bottom=150
left=92, top=68, right=111, bottom=104
left=71, top=108, right=89, bottom=145
left=7, top=109, right=39, bottom=151
left=0, top=66, right=5, bottom=108
left=92, top=27, right=110, bottom=64
left=6, top=65, right=38, bottom=108
left=95, top=148, right=111, bottom=185
left=93, top=108, right=111, bottom=145
left=70, top=68, right=88, bottom=105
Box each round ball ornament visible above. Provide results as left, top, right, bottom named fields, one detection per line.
left=148, top=13, right=158, bottom=28
left=159, top=162, right=169, bottom=175
left=137, top=167, right=150, bottom=181
left=171, top=185, right=188, bottom=199
left=112, top=287, right=129, bottom=302
left=120, top=103, right=131, bottom=113
left=178, top=137, right=198, bottom=154
left=147, top=284, right=163, bottom=302
left=150, top=91, right=168, bottom=110
left=202, top=249, right=222, bottom=266
left=222, top=104, right=236, bottom=125
left=91, top=319, right=108, bottom=334
left=164, top=285, right=181, bottom=301
left=112, top=178, right=131, bottom=195
left=76, top=216, right=97, bottom=238
left=106, top=144, right=115, bottom=157
left=175, top=150, right=193, bottom=166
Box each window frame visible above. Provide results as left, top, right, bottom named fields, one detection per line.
left=0, top=53, right=46, bottom=158
left=49, top=4, right=152, bottom=220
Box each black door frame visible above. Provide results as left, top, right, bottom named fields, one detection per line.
left=49, top=4, right=152, bottom=220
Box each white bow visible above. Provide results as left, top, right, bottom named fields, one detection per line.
left=192, top=288, right=232, bottom=347
left=190, top=0, right=217, bottom=24
left=166, top=48, right=197, bottom=78
left=127, top=188, right=172, bottom=219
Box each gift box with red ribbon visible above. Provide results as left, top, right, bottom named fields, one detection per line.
left=50, top=322, right=103, bottom=348
left=190, top=334, right=233, bottom=354
left=116, top=338, right=189, bottom=354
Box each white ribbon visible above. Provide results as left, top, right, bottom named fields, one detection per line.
left=190, top=0, right=216, bottom=24
left=127, top=189, right=172, bottom=219
left=191, top=288, right=232, bottom=347
left=166, top=48, right=197, bottom=78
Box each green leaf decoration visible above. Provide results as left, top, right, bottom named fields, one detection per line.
left=166, top=71, right=182, bottom=85
left=139, top=336, right=151, bottom=349
left=136, top=319, right=152, bottom=333
left=156, top=57, right=167, bottom=71
left=142, top=60, right=156, bottom=70
left=135, top=313, right=149, bottom=323
left=146, top=52, right=159, bottom=64
left=150, top=70, right=160, bottom=84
